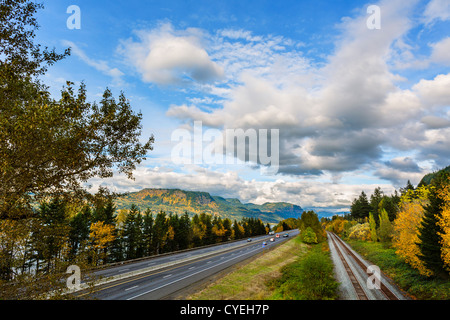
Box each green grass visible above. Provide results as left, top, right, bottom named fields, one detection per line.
left=188, top=235, right=339, bottom=300
left=347, top=240, right=450, bottom=300
left=188, top=235, right=309, bottom=300
left=268, top=241, right=339, bottom=300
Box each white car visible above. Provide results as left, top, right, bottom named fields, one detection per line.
left=270, top=238, right=275, bottom=242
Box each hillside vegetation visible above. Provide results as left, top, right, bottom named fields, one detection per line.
left=115, top=188, right=303, bottom=223
left=324, top=166, right=450, bottom=299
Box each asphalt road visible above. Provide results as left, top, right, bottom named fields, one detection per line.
left=80, top=229, right=299, bottom=300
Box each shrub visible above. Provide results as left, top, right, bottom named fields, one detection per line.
left=301, top=227, right=318, bottom=244
left=348, top=222, right=371, bottom=241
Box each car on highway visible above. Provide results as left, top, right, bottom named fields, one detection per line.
left=247, top=238, right=252, bottom=242
left=262, top=241, right=267, bottom=246
left=270, top=238, right=275, bottom=242
left=283, top=233, right=289, bottom=237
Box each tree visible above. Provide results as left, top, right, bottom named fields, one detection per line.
left=369, top=212, right=378, bottom=242
left=142, top=209, right=154, bottom=256
left=370, top=187, right=384, bottom=226
left=350, top=191, right=371, bottom=221
left=68, top=205, right=92, bottom=261
left=0, top=0, right=154, bottom=219
left=302, top=227, right=318, bottom=244
left=121, top=205, right=143, bottom=260
left=348, top=223, right=371, bottom=241
left=153, top=210, right=168, bottom=254
left=437, top=180, right=450, bottom=272
left=392, top=186, right=432, bottom=276
left=378, top=208, right=393, bottom=243
left=88, top=221, right=115, bottom=266
left=300, top=210, right=324, bottom=242
left=418, top=172, right=449, bottom=278
left=400, top=180, right=415, bottom=196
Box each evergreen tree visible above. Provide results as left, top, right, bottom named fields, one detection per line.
left=233, top=220, right=244, bottom=239
left=142, top=208, right=154, bottom=256
left=370, top=187, right=384, bottom=226
left=121, top=204, right=143, bottom=260
left=153, top=210, right=168, bottom=254
left=68, top=205, right=92, bottom=260
left=351, top=191, right=371, bottom=221
left=34, top=198, right=70, bottom=273
left=177, top=212, right=192, bottom=250
left=417, top=172, right=449, bottom=278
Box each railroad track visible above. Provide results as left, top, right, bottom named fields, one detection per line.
left=327, top=232, right=399, bottom=300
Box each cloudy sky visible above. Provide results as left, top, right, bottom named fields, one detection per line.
left=36, top=0, right=450, bottom=212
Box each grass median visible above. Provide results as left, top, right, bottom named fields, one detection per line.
left=187, top=235, right=338, bottom=300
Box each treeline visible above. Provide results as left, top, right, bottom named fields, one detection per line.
left=273, top=210, right=325, bottom=244
left=324, top=169, right=450, bottom=279
left=0, top=195, right=269, bottom=283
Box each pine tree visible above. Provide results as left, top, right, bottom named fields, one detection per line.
left=370, top=187, right=384, bottom=226
left=351, top=191, right=371, bottom=221
left=121, top=204, right=143, bottom=260
left=142, top=208, right=154, bottom=256
left=68, top=205, right=92, bottom=260
left=417, top=173, right=448, bottom=278
left=153, top=210, right=168, bottom=254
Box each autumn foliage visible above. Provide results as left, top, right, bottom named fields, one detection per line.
left=392, top=186, right=432, bottom=276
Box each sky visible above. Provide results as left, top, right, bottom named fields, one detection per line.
left=35, top=0, right=450, bottom=212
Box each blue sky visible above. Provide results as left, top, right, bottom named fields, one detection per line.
left=34, top=0, right=450, bottom=211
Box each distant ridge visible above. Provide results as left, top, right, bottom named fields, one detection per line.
left=115, top=188, right=303, bottom=223
left=418, top=165, right=450, bottom=187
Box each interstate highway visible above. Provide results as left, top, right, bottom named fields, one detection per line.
left=80, top=230, right=299, bottom=300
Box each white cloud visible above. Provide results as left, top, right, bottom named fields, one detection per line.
left=102, top=0, right=450, bottom=209
left=413, top=72, right=450, bottom=107
left=165, top=0, right=440, bottom=177
left=87, top=164, right=394, bottom=209
left=430, top=37, right=450, bottom=65
left=62, top=40, right=124, bottom=84
left=119, top=23, right=224, bottom=85
left=422, top=0, right=450, bottom=25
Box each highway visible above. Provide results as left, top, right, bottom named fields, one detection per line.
left=78, top=229, right=299, bottom=300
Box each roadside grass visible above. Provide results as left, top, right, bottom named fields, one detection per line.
left=268, top=241, right=339, bottom=300
left=188, top=235, right=339, bottom=300
left=347, top=240, right=450, bottom=300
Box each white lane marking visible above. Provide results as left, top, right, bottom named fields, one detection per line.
left=163, top=274, right=172, bottom=278
left=125, top=285, right=139, bottom=291
left=126, top=246, right=261, bottom=300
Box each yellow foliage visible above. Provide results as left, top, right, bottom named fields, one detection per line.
left=212, top=225, right=226, bottom=238
left=167, top=225, right=175, bottom=241
left=89, top=221, right=115, bottom=265
left=393, top=186, right=432, bottom=276
left=437, top=181, right=450, bottom=272
left=348, top=223, right=371, bottom=241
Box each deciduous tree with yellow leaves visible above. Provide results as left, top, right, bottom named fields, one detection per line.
left=437, top=180, right=450, bottom=272
left=392, top=186, right=432, bottom=276
left=89, top=221, right=116, bottom=266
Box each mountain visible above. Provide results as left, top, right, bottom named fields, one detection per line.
left=418, top=165, right=450, bottom=187
left=114, top=188, right=303, bottom=223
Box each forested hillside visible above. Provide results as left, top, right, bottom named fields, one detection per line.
left=115, top=188, right=303, bottom=223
